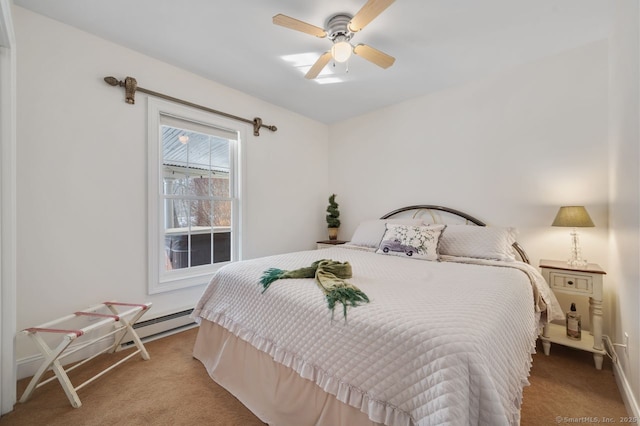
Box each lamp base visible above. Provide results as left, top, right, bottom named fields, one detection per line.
left=568, top=228, right=587, bottom=267
left=567, top=258, right=588, bottom=267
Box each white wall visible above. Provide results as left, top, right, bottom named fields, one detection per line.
left=14, top=7, right=328, bottom=361
left=608, top=0, right=640, bottom=415
left=329, top=41, right=609, bottom=273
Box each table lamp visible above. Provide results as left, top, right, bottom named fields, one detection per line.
left=551, top=206, right=594, bottom=267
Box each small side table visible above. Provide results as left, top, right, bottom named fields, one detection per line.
left=316, top=240, right=348, bottom=249
left=539, top=259, right=606, bottom=369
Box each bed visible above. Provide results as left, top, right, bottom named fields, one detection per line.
left=192, top=205, right=562, bottom=426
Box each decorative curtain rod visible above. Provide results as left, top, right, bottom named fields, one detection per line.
left=103, top=76, right=277, bottom=136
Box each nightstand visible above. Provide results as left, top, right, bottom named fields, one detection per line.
left=539, top=259, right=606, bottom=369
left=316, top=240, right=348, bottom=249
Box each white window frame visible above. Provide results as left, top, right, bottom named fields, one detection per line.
left=147, top=98, right=244, bottom=294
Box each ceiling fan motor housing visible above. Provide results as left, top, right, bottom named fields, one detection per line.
left=326, top=14, right=354, bottom=42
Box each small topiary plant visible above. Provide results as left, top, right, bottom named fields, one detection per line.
left=326, top=194, right=341, bottom=228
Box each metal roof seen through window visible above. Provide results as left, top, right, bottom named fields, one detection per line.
left=162, top=127, right=230, bottom=173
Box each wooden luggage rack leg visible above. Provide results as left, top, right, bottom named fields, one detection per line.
left=19, top=301, right=152, bottom=408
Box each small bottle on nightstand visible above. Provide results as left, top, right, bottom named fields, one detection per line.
left=566, top=303, right=582, bottom=340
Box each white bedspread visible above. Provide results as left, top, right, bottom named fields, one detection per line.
left=192, top=247, right=560, bottom=426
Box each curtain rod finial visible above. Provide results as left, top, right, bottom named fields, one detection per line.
left=252, top=118, right=278, bottom=136
left=104, top=76, right=120, bottom=86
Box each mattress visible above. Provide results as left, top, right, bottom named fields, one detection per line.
left=192, top=246, right=560, bottom=426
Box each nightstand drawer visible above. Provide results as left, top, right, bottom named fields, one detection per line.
left=549, top=271, right=593, bottom=295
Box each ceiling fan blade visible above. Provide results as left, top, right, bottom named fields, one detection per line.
left=273, top=14, right=327, bottom=38
left=305, top=52, right=332, bottom=79
left=348, top=0, right=395, bottom=32
left=353, top=44, right=395, bottom=69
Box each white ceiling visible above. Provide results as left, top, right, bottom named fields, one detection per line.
left=14, top=0, right=612, bottom=124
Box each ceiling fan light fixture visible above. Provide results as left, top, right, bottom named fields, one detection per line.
left=331, top=39, right=352, bottom=63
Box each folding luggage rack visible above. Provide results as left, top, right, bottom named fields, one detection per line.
left=19, top=301, right=152, bottom=408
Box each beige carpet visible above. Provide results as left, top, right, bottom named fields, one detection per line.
left=0, top=327, right=630, bottom=426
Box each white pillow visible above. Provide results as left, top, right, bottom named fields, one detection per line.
left=439, top=225, right=517, bottom=261
left=376, top=223, right=446, bottom=261
left=350, top=219, right=424, bottom=248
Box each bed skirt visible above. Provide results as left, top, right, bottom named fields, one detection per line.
left=193, top=319, right=383, bottom=426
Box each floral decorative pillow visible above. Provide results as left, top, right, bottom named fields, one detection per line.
left=376, top=224, right=446, bottom=261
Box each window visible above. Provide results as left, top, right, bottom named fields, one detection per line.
left=148, top=98, right=243, bottom=294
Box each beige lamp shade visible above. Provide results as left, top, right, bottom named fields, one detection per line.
left=551, top=206, right=595, bottom=227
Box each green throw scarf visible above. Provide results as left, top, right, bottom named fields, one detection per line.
left=260, top=259, right=369, bottom=320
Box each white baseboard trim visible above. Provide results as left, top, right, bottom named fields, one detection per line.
left=123, top=322, right=198, bottom=347
left=604, top=335, right=640, bottom=418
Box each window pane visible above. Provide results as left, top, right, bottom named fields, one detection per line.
left=192, top=177, right=213, bottom=198
left=213, top=200, right=231, bottom=227
left=212, top=174, right=230, bottom=198
left=213, top=200, right=231, bottom=263
left=164, top=232, right=189, bottom=271
left=186, top=134, right=211, bottom=197
left=191, top=199, right=212, bottom=229
left=189, top=233, right=212, bottom=267
left=210, top=139, right=230, bottom=197
left=213, top=230, right=231, bottom=263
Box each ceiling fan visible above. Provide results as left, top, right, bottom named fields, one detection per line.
left=273, top=0, right=396, bottom=79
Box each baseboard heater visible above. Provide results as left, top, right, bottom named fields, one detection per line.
left=121, top=308, right=196, bottom=347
